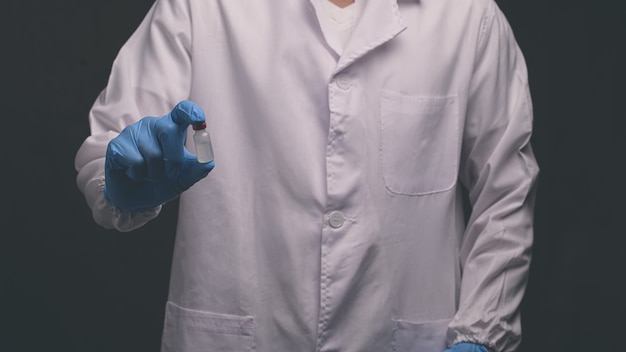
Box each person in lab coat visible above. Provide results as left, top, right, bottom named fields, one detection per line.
left=74, top=0, right=539, bottom=351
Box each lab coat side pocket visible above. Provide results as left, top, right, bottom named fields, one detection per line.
left=391, top=318, right=452, bottom=352
left=380, top=91, right=460, bottom=196
left=161, top=301, right=255, bottom=352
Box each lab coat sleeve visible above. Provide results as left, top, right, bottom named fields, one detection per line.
left=447, top=2, right=539, bottom=351
left=74, top=0, right=192, bottom=232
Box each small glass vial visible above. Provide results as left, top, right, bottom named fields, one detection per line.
left=192, top=122, right=214, bottom=163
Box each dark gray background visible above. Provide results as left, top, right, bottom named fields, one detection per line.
left=1, top=0, right=623, bottom=351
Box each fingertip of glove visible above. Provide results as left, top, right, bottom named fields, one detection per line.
left=172, top=100, right=205, bottom=125
left=174, top=100, right=193, bottom=114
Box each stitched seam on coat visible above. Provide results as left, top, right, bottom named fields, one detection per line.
left=316, top=83, right=336, bottom=351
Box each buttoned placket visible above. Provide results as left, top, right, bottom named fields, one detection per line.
left=310, top=1, right=408, bottom=350
left=316, top=67, right=353, bottom=350
left=324, top=71, right=352, bottom=225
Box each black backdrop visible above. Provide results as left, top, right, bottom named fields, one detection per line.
left=1, top=0, right=623, bottom=351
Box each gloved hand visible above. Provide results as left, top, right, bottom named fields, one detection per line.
left=104, top=100, right=215, bottom=212
left=444, top=342, right=491, bottom=352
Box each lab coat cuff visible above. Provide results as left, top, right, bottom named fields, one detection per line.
left=447, top=330, right=499, bottom=352
left=87, top=166, right=162, bottom=232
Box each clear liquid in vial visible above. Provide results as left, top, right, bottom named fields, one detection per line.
left=192, top=122, right=214, bottom=163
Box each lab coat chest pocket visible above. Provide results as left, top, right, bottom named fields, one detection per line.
left=380, top=91, right=459, bottom=196
left=161, top=302, right=255, bottom=352
left=391, top=318, right=451, bottom=352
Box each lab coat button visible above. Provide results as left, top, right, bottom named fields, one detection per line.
left=335, top=75, right=351, bottom=90
left=329, top=211, right=345, bottom=229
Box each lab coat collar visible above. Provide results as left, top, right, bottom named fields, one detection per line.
left=308, top=0, right=408, bottom=74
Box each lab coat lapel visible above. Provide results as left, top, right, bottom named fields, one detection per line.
left=307, top=0, right=407, bottom=73
left=307, top=0, right=346, bottom=56
left=337, top=0, right=407, bottom=73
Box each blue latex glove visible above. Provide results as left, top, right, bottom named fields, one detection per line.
left=444, top=342, right=490, bottom=352
left=104, top=100, right=215, bottom=212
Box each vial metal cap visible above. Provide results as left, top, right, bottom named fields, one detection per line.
left=192, top=122, right=207, bottom=130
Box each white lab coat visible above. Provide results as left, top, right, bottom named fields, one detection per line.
left=74, top=0, right=539, bottom=351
